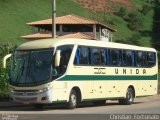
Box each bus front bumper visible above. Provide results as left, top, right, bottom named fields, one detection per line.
left=10, top=89, right=53, bottom=104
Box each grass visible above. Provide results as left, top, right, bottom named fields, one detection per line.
left=0, top=0, right=93, bottom=45
left=0, top=0, right=157, bottom=49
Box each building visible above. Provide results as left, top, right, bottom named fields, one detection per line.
left=22, top=14, right=116, bottom=42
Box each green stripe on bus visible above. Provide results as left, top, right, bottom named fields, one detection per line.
left=58, top=74, right=157, bottom=81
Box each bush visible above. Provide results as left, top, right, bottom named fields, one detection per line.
left=0, top=63, right=9, bottom=99
left=0, top=44, right=15, bottom=100
left=116, top=33, right=142, bottom=46
left=127, top=12, right=143, bottom=31
left=141, top=4, right=152, bottom=15
left=117, top=6, right=128, bottom=19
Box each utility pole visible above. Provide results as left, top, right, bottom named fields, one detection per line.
left=52, top=0, right=56, bottom=38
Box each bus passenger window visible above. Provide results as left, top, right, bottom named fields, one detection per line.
left=147, top=52, right=156, bottom=67
left=74, top=48, right=80, bottom=64
left=110, top=49, right=122, bottom=66
left=74, top=46, right=90, bottom=65
left=123, top=50, right=132, bottom=66
left=54, top=45, right=73, bottom=75
left=100, top=49, right=107, bottom=65
left=136, top=51, right=147, bottom=67
left=91, top=48, right=107, bottom=66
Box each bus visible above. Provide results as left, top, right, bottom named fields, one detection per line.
left=6, top=38, right=158, bottom=109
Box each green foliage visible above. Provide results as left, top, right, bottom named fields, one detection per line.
left=0, top=44, right=15, bottom=100
left=127, top=12, right=143, bottom=31
left=0, top=64, right=9, bottom=99
left=141, top=4, right=152, bottom=15
left=117, top=6, right=128, bottom=19
left=115, top=33, right=142, bottom=46
left=0, top=0, right=93, bottom=45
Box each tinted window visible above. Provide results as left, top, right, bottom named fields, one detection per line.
left=54, top=45, right=73, bottom=75
left=74, top=46, right=90, bottom=65
left=147, top=52, right=156, bottom=67
left=91, top=48, right=107, bottom=65
left=110, top=49, right=122, bottom=66
left=123, top=50, right=133, bottom=66
left=136, top=51, right=147, bottom=67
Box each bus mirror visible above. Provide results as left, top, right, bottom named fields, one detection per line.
left=3, top=54, right=12, bottom=68
left=55, top=50, right=61, bottom=67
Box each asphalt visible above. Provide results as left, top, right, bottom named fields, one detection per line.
left=0, top=101, right=26, bottom=108
left=0, top=95, right=160, bottom=120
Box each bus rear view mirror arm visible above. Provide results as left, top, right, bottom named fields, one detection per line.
left=55, top=50, right=61, bottom=67
left=3, top=54, right=12, bottom=68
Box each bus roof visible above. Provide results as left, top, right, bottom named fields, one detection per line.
left=17, top=38, right=156, bottom=52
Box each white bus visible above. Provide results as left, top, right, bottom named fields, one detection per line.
left=7, top=38, right=158, bottom=109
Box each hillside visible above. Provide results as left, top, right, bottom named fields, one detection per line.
left=0, top=0, right=159, bottom=50
left=0, top=0, right=93, bottom=45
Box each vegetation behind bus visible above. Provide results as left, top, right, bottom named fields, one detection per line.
left=0, top=0, right=159, bottom=51
left=0, top=44, right=16, bottom=101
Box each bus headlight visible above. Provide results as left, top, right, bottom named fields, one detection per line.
left=38, top=88, right=50, bottom=93
left=10, top=90, right=15, bottom=94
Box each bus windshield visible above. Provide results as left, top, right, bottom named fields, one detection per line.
left=10, top=49, right=54, bottom=86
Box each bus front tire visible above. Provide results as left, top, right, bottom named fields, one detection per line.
left=119, top=88, right=134, bottom=105
left=66, top=90, right=77, bottom=109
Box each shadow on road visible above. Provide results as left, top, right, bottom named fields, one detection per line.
left=0, top=101, right=144, bottom=111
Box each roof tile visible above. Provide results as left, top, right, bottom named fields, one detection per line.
left=21, top=32, right=95, bottom=40
left=27, top=14, right=97, bottom=25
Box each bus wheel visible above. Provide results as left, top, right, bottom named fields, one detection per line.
left=92, top=100, right=106, bottom=106
left=33, top=104, right=44, bottom=110
left=66, top=90, right=77, bottom=109
left=119, top=87, right=134, bottom=105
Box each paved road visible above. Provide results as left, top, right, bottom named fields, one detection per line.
left=0, top=95, right=160, bottom=120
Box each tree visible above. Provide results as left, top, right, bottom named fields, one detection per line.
left=141, top=4, right=152, bottom=15
left=117, top=6, right=128, bottom=19
left=127, top=12, right=143, bottom=31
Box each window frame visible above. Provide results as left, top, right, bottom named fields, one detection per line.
left=73, top=45, right=157, bottom=68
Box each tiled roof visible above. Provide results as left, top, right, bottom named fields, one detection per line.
left=27, top=14, right=97, bottom=25
left=21, top=33, right=53, bottom=39
left=21, top=32, right=95, bottom=40
left=27, top=14, right=116, bottom=32
left=58, top=32, right=95, bottom=39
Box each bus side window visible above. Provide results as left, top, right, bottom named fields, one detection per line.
left=55, top=45, right=73, bottom=74
left=136, top=51, right=147, bottom=67
left=101, top=49, right=107, bottom=65
left=123, top=50, right=132, bottom=66
left=147, top=52, right=156, bottom=67
left=142, top=52, right=147, bottom=67
left=90, top=48, right=107, bottom=66
left=74, top=48, right=80, bottom=64
left=131, top=51, right=135, bottom=66
left=110, top=49, right=122, bottom=66
left=74, top=46, right=90, bottom=65
left=136, top=51, right=142, bottom=67
left=107, top=49, right=111, bottom=65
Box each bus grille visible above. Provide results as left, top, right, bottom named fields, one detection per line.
left=15, top=97, right=37, bottom=102
left=13, top=92, right=38, bottom=96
